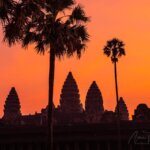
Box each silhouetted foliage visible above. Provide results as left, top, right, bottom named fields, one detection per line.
left=3, top=0, right=89, bottom=57
left=103, top=38, right=125, bottom=63
left=2, top=0, right=89, bottom=150
left=0, top=0, right=15, bottom=22
left=103, top=38, right=125, bottom=150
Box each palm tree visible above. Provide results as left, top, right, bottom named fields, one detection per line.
left=2, top=0, right=89, bottom=149
left=103, top=38, right=125, bottom=150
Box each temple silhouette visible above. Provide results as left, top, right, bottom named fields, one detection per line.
left=0, top=72, right=150, bottom=150
left=0, top=72, right=131, bottom=125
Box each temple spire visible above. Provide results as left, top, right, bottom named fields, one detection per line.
left=3, top=87, right=21, bottom=124
left=85, top=81, right=104, bottom=123
left=59, top=72, right=83, bottom=113
left=115, top=97, right=129, bottom=120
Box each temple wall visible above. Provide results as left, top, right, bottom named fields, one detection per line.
left=0, top=122, right=149, bottom=150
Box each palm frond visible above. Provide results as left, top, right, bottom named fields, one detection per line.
left=0, top=7, right=8, bottom=21
left=103, top=47, right=111, bottom=57
left=22, top=32, right=37, bottom=48
left=0, top=0, right=15, bottom=22
left=3, top=22, right=21, bottom=46
left=58, top=0, right=75, bottom=11
left=54, top=23, right=89, bottom=58
left=35, top=41, right=45, bottom=54
left=22, top=1, right=41, bottom=16
left=0, top=0, right=14, bottom=9
left=75, top=25, right=89, bottom=42
left=69, top=5, right=89, bottom=23
left=46, top=0, right=75, bottom=12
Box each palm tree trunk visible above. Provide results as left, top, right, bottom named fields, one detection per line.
left=47, top=48, right=55, bottom=150
left=114, top=61, right=121, bottom=150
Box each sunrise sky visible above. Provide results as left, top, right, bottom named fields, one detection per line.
left=0, top=0, right=150, bottom=118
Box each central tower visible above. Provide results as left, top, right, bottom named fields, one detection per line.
left=59, top=72, right=83, bottom=113
left=58, top=72, right=84, bottom=124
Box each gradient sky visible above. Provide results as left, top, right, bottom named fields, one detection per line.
left=0, top=0, right=150, bottom=118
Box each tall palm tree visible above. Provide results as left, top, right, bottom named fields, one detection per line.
left=3, top=0, right=89, bottom=149
left=103, top=38, right=125, bottom=150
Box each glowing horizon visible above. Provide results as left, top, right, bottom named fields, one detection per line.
left=0, top=0, right=150, bottom=119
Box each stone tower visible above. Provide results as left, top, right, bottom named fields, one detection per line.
left=3, top=87, right=21, bottom=124
left=132, top=104, right=150, bottom=122
left=85, top=81, right=104, bottom=123
left=59, top=72, right=83, bottom=113
left=58, top=72, right=84, bottom=124
left=115, top=97, right=129, bottom=121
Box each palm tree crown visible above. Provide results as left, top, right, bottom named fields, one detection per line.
left=103, top=38, right=125, bottom=63
left=3, top=0, right=89, bottom=57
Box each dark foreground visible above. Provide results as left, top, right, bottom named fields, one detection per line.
left=0, top=121, right=150, bottom=150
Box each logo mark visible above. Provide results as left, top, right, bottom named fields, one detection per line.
left=128, top=130, right=150, bottom=145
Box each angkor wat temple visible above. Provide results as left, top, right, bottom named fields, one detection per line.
left=0, top=72, right=150, bottom=150
left=1, top=72, right=130, bottom=125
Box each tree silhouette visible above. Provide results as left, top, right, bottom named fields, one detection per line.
left=2, top=0, right=89, bottom=150
left=103, top=38, right=125, bottom=150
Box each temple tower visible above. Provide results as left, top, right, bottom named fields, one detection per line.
left=59, top=72, right=83, bottom=113
left=132, top=104, right=150, bottom=122
left=58, top=72, right=84, bottom=124
left=85, top=81, right=104, bottom=123
left=115, top=97, right=129, bottom=121
left=3, top=87, right=21, bottom=124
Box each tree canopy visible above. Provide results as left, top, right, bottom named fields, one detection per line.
left=2, top=0, right=89, bottom=58
left=103, top=38, right=125, bottom=63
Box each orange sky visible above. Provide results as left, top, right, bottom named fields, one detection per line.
left=0, top=0, right=150, bottom=118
